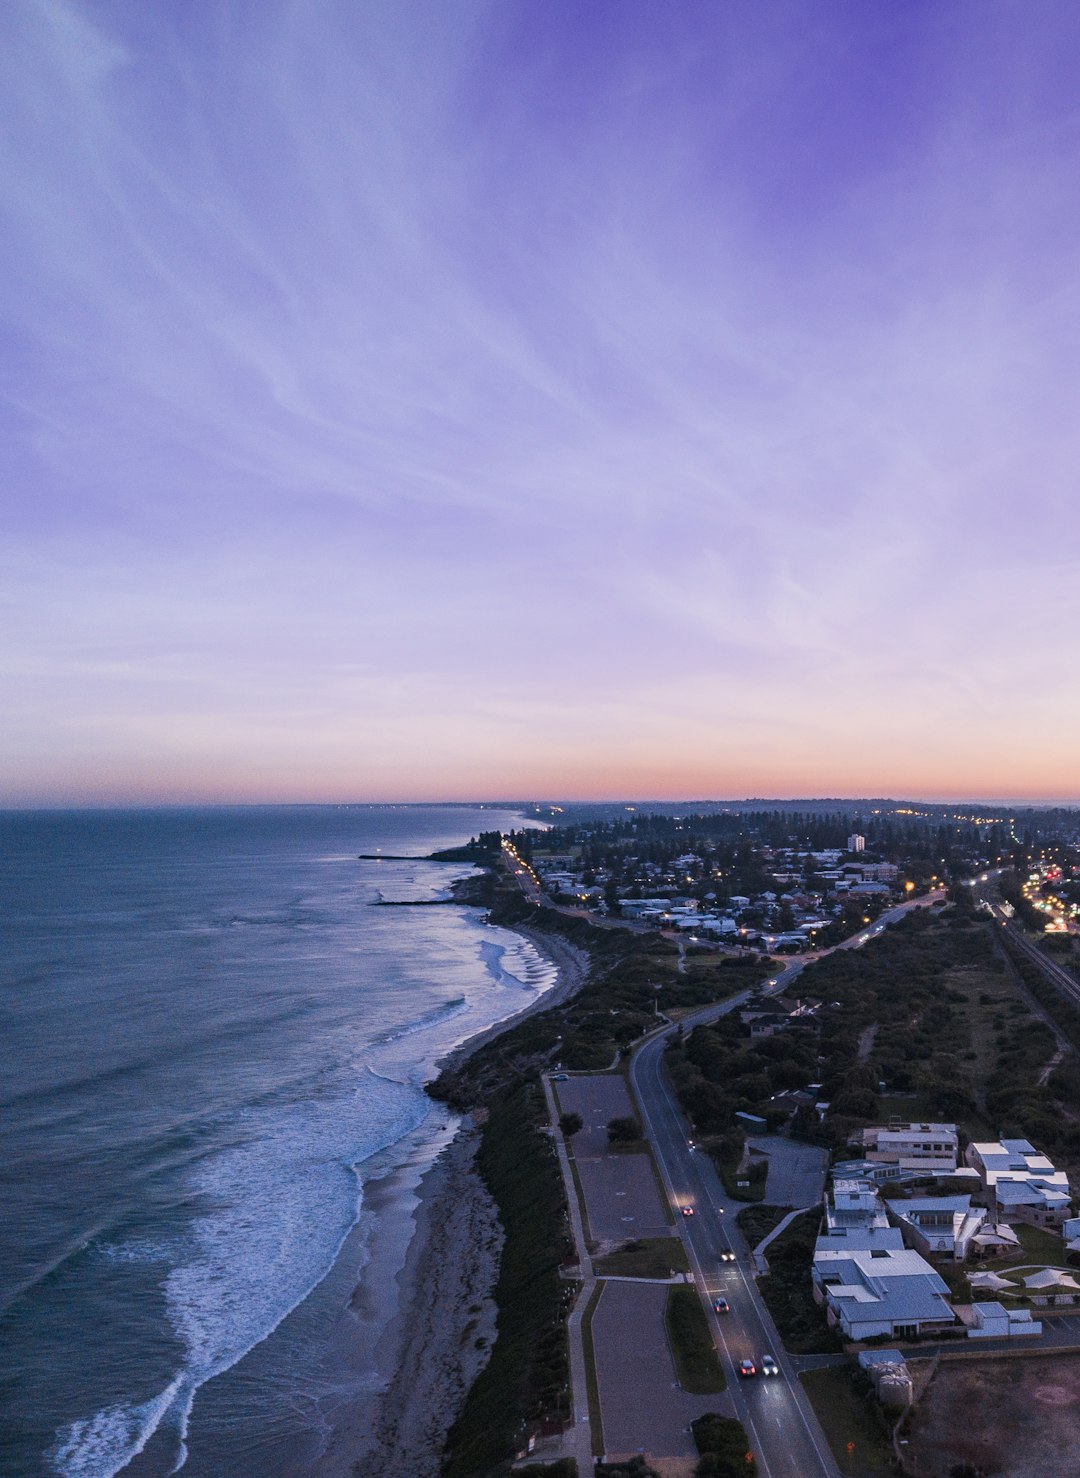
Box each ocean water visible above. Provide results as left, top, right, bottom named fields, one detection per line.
left=0, top=806, right=553, bottom=1478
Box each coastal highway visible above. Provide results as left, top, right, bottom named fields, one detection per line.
left=625, top=890, right=945, bottom=1478
left=630, top=961, right=839, bottom=1478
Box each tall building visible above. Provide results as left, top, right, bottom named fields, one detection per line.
left=847, top=833, right=865, bottom=852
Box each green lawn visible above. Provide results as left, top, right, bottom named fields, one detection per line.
left=799, top=1368, right=895, bottom=1477
left=593, top=1237, right=688, bottom=1279
left=665, top=1286, right=726, bottom=1394
left=1015, top=1223, right=1067, bottom=1262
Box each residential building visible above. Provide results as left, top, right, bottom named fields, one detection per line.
left=847, top=834, right=866, bottom=852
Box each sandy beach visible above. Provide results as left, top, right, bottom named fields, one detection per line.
left=314, top=917, right=589, bottom=1478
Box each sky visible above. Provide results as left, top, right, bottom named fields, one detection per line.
left=3, top=0, right=1080, bottom=806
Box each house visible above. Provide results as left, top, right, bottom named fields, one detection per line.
left=888, top=1195, right=986, bottom=1261
left=862, top=1123, right=959, bottom=1175
left=812, top=1244, right=955, bottom=1341
left=813, top=1178, right=956, bottom=1340
left=965, top=1139, right=1072, bottom=1228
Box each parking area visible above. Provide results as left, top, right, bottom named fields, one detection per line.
left=590, top=1280, right=724, bottom=1459
left=746, top=1135, right=828, bottom=1207
left=555, top=1074, right=675, bottom=1245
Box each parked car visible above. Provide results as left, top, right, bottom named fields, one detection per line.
left=551, top=1073, right=569, bottom=1081
left=760, top=1354, right=779, bottom=1376
left=738, top=1359, right=757, bottom=1378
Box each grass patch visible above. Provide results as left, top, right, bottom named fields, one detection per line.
left=593, top=1237, right=688, bottom=1279
left=664, top=1286, right=725, bottom=1394
left=736, top=1204, right=793, bottom=1248
left=566, top=1152, right=595, bottom=1247
left=581, top=1281, right=605, bottom=1458
left=799, top=1367, right=895, bottom=1476
left=1015, top=1223, right=1067, bottom=1262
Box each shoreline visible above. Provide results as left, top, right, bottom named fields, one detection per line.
left=314, top=905, right=589, bottom=1478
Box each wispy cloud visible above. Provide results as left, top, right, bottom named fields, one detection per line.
left=3, top=0, right=1080, bottom=801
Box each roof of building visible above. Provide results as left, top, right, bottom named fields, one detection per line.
left=817, top=1226, right=905, bottom=1254
left=820, top=1252, right=954, bottom=1323
left=994, top=1180, right=1070, bottom=1207
left=894, top=1196, right=971, bottom=1216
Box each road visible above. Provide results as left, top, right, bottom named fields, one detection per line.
left=630, top=960, right=838, bottom=1478
left=625, top=890, right=945, bottom=1478
left=984, top=900, right=1080, bottom=1011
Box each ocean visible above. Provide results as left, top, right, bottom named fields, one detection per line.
left=0, top=805, right=553, bottom=1478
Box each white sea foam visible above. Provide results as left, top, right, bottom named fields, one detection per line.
left=49, top=1375, right=187, bottom=1478
left=371, top=995, right=471, bottom=1045
left=480, top=935, right=559, bottom=993
left=51, top=1071, right=428, bottom=1477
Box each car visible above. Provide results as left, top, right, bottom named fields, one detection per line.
left=713, top=1297, right=730, bottom=1313
left=738, top=1359, right=756, bottom=1378
left=551, top=1073, right=569, bottom=1081
left=681, top=1205, right=695, bottom=1217
left=718, top=1248, right=736, bottom=1262
left=760, top=1354, right=779, bottom=1376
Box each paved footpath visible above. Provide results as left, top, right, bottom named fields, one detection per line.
left=541, top=1073, right=596, bottom=1473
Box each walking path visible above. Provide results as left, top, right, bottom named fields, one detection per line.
left=540, top=1073, right=597, bottom=1473
left=751, top=1205, right=816, bottom=1273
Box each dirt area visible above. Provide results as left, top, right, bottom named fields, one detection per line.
left=907, top=1354, right=1080, bottom=1476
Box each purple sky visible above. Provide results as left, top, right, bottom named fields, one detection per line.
left=3, top=1, right=1080, bottom=804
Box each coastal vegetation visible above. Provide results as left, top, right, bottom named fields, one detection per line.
left=664, top=1286, right=726, bottom=1394
left=440, top=1078, right=572, bottom=1478
left=667, top=902, right=1080, bottom=1180
left=754, top=1210, right=841, bottom=1354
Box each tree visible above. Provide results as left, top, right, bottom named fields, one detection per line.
left=607, top=1115, right=643, bottom=1145
left=559, top=1112, right=583, bottom=1137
